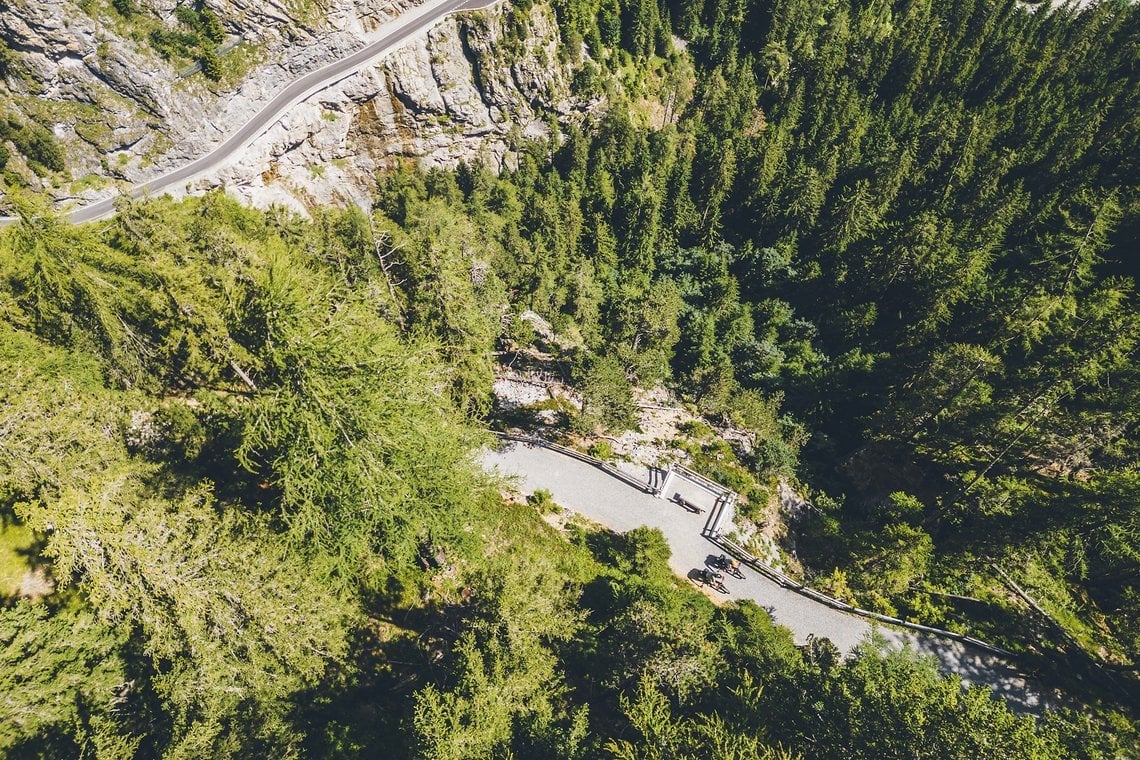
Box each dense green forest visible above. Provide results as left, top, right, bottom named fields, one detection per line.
left=376, top=0, right=1140, bottom=697
left=2, top=0, right=1139, bottom=754
left=5, top=193, right=1126, bottom=756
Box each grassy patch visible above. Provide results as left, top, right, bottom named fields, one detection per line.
left=494, top=396, right=579, bottom=431
left=139, top=131, right=174, bottom=168
left=1018, top=554, right=1129, bottom=663
left=282, top=0, right=326, bottom=26
left=73, top=120, right=114, bottom=148
left=677, top=419, right=714, bottom=439
left=12, top=66, right=149, bottom=165
left=81, top=0, right=170, bottom=61
left=472, top=493, right=601, bottom=586
left=82, top=0, right=257, bottom=85
left=70, top=173, right=110, bottom=194
left=209, top=41, right=266, bottom=90
left=0, top=521, right=36, bottom=597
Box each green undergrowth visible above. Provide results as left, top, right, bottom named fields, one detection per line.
left=0, top=114, right=64, bottom=177
left=0, top=179, right=1132, bottom=759
left=0, top=519, right=36, bottom=597
left=671, top=428, right=771, bottom=522
left=80, top=0, right=237, bottom=82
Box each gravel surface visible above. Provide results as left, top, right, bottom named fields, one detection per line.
left=481, top=439, right=1049, bottom=712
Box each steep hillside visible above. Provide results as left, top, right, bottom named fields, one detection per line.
left=0, top=0, right=597, bottom=213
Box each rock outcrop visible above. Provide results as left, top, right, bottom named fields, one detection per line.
left=0, top=0, right=599, bottom=214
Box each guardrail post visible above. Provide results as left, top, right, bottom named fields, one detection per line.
left=702, top=498, right=719, bottom=537
left=657, top=463, right=675, bottom=499
left=709, top=493, right=733, bottom=536
left=494, top=430, right=1017, bottom=661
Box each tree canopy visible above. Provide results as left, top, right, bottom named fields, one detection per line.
left=1, top=0, right=1138, bottom=752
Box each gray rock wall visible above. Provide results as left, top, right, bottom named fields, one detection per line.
left=0, top=0, right=599, bottom=214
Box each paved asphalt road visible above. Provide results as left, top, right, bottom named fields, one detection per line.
left=482, top=439, right=1048, bottom=713
left=2, top=0, right=1048, bottom=715
left=0, top=0, right=495, bottom=228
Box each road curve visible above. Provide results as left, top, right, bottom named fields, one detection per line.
left=0, top=0, right=495, bottom=228
left=481, top=439, right=1048, bottom=713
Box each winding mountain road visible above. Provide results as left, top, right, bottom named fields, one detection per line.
left=482, top=439, right=1049, bottom=713
left=0, top=0, right=495, bottom=228
left=3, top=0, right=1052, bottom=715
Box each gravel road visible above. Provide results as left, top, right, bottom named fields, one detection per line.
left=481, top=439, right=1048, bottom=712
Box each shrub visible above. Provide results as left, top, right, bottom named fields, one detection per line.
left=199, top=7, right=226, bottom=45
left=587, top=440, right=614, bottom=460
left=526, top=488, right=558, bottom=513
left=111, top=0, right=138, bottom=18
left=174, top=5, right=200, bottom=27
left=815, top=568, right=855, bottom=603
left=678, top=419, right=714, bottom=439
left=752, top=436, right=799, bottom=478
left=0, top=41, right=17, bottom=80
left=506, top=312, right=537, bottom=348
left=200, top=49, right=223, bottom=81
left=574, top=354, right=635, bottom=434
left=0, top=118, right=65, bottom=174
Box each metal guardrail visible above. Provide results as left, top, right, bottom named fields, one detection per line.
left=491, top=430, right=1017, bottom=661
left=672, top=462, right=732, bottom=496
left=491, top=431, right=654, bottom=494
left=712, top=535, right=1016, bottom=658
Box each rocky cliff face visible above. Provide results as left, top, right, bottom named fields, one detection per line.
left=211, top=3, right=595, bottom=213
left=0, top=0, right=597, bottom=214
